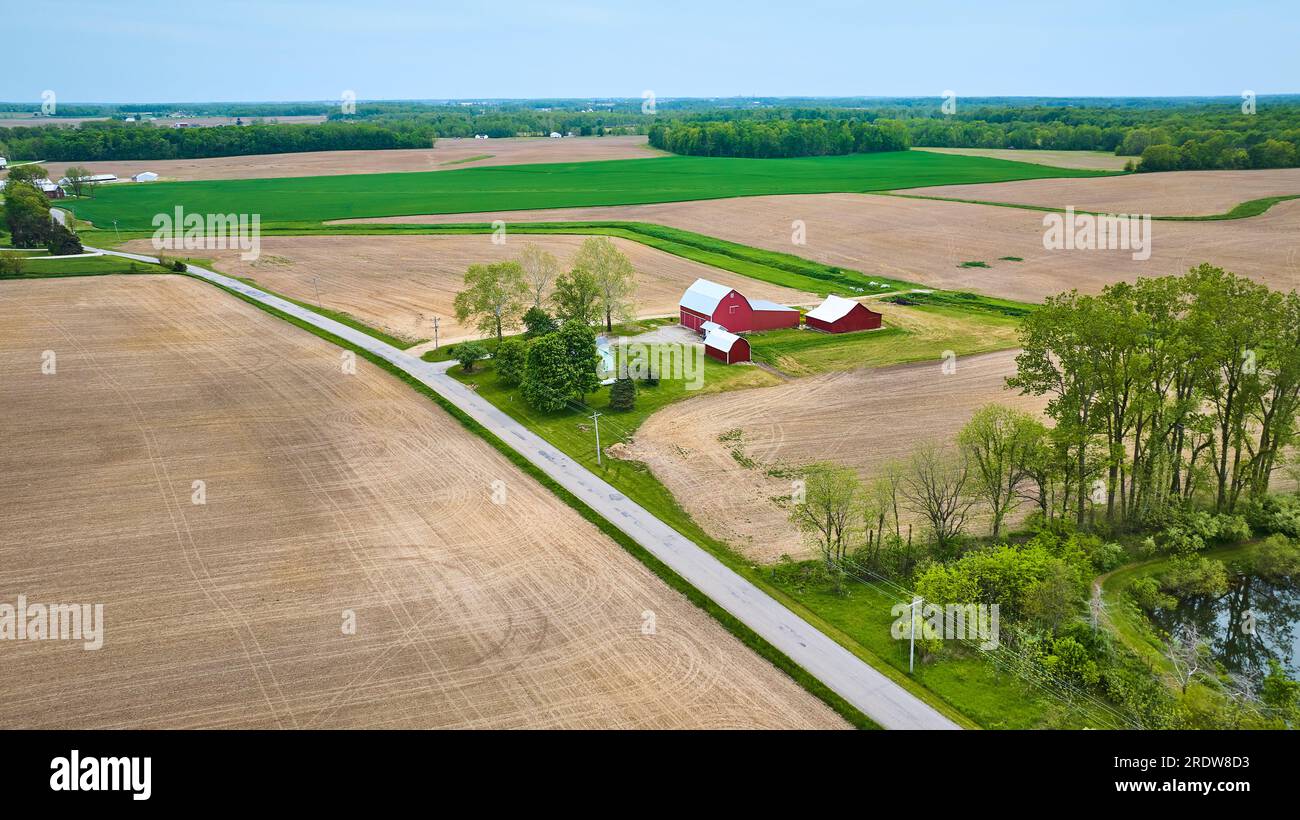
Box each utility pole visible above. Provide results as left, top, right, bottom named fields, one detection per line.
left=310, top=275, right=322, bottom=308
left=909, top=596, right=921, bottom=673
left=590, top=412, right=603, bottom=466
left=432, top=316, right=440, bottom=350
left=112, top=220, right=120, bottom=242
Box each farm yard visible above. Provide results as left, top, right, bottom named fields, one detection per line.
left=118, top=234, right=816, bottom=347
left=55, top=150, right=1112, bottom=229
left=374, top=190, right=1300, bottom=302
left=628, top=350, right=1047, bottom=563
left=0, top=275, right=846, bottom=730
left=27, top=135, right=662, bottom=184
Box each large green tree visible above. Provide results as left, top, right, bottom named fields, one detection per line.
left=551, top=266, right=601, bottom=327
left=573, top=237, right=636, bottom=332
left=452, top=260, right=529, bottom=345
left=2, top=181, right=53, bottom=248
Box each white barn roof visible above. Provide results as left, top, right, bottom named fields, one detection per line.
left=704, top=327, right=744, bottom=354
left=806, top=294, right=863, bottom=323
left=680, top=278, right=736, bottom=316
left=750, top=298, right=797, bottom=313
left=699, top=320, right=725, bottom=334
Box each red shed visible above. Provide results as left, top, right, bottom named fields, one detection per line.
left=679, top=278, right=798, bottom=334
left=805, top=294, right=883, bottom=334
left=703, top=327, right=751, bottom=364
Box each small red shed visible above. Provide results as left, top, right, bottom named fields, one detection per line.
left=703, top=327, right=751, bottom=364
left=679, top=278, right=798, bottom=334
left=805, top=294, right=883, bottom=334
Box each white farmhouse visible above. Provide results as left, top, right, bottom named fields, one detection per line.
left=132, top=171, right=159, bottom=182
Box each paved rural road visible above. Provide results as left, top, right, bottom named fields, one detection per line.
left=83, top=238, right=961, bottom=730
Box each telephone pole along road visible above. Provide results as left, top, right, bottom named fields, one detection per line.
left=85, top=239, right=960, bottom=731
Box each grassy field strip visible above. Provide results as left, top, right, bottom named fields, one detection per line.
left=880, top=191, right=1300, bottom=221
left=56, top=150, right=1114, bottom=229
left=66, top=247, right=966, bottom=729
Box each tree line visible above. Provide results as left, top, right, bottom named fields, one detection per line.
left=647, top=119, right=910, bottom=158
left=0, top=121, right=435, bottom=162
left=791, top=263, right=1300, bottom=563
left=645, top=102, right=1300, bottom=169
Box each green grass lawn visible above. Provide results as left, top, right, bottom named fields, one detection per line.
left=749, top=301, right=1024, bottom=376
left=0, top=254, right=166, bottom=278
left=59, top=150, right=1113, bottom=230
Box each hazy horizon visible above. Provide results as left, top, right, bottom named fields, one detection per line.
left=2, top=0, right=1297, bottom=102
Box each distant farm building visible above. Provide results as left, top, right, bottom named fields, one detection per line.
left=805, top=294, right=883, bottom=334
left=678, top=278, right=799, bottom=334
left=59, top=173, right=117, bottom=186
left=132, top=171, right=159, bottom=182
left=0, top=156, right=7, bottom=169
left=36, top=179, right=65, bottom=199
left=703, top=327, right=751, bottom=364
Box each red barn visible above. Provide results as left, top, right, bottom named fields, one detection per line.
left=805, top=294, right=883, bottom=334
left=679, top=278, right=799, bottom=334
left=703, top=327, right=751, bottom=364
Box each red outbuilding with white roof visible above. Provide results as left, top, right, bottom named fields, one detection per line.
left=679, top=278, right=799, bottom=334
left=703, top=327, right=751, bottom=364
left=805, top=294, right=883, bottom=334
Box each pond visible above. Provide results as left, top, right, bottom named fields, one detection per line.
left=1150, top=574, right=1300, bottom=679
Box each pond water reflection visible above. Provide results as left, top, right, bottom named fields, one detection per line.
left=1149, top=574, right=1300, bottom=678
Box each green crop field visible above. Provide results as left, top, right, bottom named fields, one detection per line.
left=59, top=150, right=1114, bottom=229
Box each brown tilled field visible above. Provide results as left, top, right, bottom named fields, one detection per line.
left=28, top=136, right=660, bottom=183
left=628, top=350, right=1048, bottom=563
left=0, top=275, right=844, bottom=729
left=913, top=147, right=1132, bottom=171
left=120, top=234, right=815, bottom=347
left=909, top=168, right=1300, bottom=216
left=348, top=193, right=1300, bottom=301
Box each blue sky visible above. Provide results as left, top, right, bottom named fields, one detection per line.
left=3, top=0, right=1297, bottom=101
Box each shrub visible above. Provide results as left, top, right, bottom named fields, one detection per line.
left=1160, top=555, right=1230, bottom=598
left=494, top=338, right=528, bottom=386
left=1128, top=576, right=1176, bottom=612
left=1211, top=514, right=1252, bottom=544
left=0, top=250, right=25, bottom=276
left=1089, top=540, right=1127, bottom=573
left=46, top=222, right=83, bottom=255
left=608, top=377, right=636, bottom=412
left=456, top=341, right=487, bottom=373
left=1253, top=534, right=1300, bottom=580
left=1040, top=636, right=1101, bottom=687
left=1243, top=495, right=1300, bottom=538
